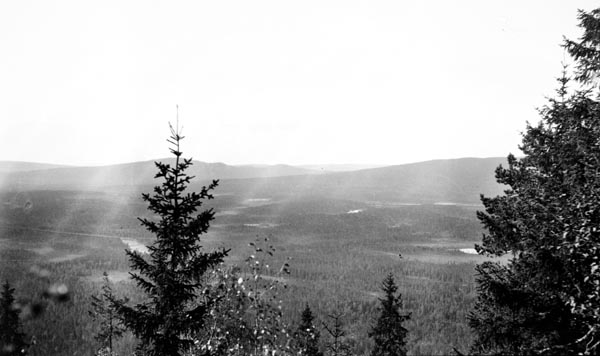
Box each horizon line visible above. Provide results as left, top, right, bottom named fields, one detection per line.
left=0, top=155, right=513, bottom=169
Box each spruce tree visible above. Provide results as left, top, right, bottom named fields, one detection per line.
left=112, top=124, right=229, bottom=356
left=368, top=273, right=410, bottom=356
left=294, top=304, right=323, bottom=356
left=470, top=7, right=600, bottom=355
left=89, top=272, right=125, bottom=355
left=0, top=281, right=28, bottom=356
left=322, top=311, right=352, bottom=356
left=564, top=8, right=600, bottom=85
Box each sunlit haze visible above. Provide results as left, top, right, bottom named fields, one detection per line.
left=1, top=1, right=597, bottom=166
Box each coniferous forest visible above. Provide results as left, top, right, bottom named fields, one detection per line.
left=1, top=6, right=600, bottom=356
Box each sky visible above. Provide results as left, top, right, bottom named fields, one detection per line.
left=1, top=0, right=598, bottom=166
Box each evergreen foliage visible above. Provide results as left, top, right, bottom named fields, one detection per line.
left=294, top=304, right=323, bottom=356
left=111, top=124, right=229, bottom=356
left=89, top=272, right=126, bottom=355
left=368, top=273, right=410, bottom=356
left=564, top=8, right=600, bottom=85
left=0, top=281, right=28, bottom=356
left=470, top=7, right=600, bottom=355
left=323, top=311, right=353, bottom=356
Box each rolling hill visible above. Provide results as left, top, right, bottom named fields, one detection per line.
left=217, top=157, right=508, bottom=204
left=0, top=159, right=318, bottom=190
left=0, top=161, right=69, bottom=173
left=298, top=164, right=386, bottom=172
left=0, top=157, right=508, bottom=204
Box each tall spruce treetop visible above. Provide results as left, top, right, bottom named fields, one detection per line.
left=0, top=281, right=28, bottom=356
left=564, top=8, right=600, bottom=85
left=112, top=123, right=229, bottom=356
left=369, top=273, right=410, bottom=356
left=470, top=7, right=600, bottom=355
left=294, top=304, right=323, bottom=356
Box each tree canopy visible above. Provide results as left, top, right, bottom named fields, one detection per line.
left=470, top=7, right=600, bottom=355
left=369, top=273, right=410, bottom=356
left=294, top=304, right=323, bottom=356
left=0, top=281, right=28, bottom=356
left=112, top=124, right=229, bottom=356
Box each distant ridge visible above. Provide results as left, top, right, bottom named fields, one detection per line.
left=0, top=157, right=509, bottom=203
left=219, top=157, right=509, bottom=204
left=324, top=157, right=507, bottom=203
left=0, top=159, right=319, bottom=190
left=0, top=161, right=70, bottom=173
left=298, top=164, right=386, bottom=172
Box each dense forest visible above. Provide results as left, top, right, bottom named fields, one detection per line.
left=0, top=178, right=485, bottom=355
left=2, top=7, right=600, bottom=356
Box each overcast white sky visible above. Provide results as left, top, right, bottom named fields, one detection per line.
left=0, top=1, right=597, bottom=166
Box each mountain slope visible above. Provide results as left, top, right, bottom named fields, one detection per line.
left=0, top=157, right=509, bottom=204
left=218, top=157, right=508, bottom=204
left=0, top=161, right=69, bottom=173
left=0, top=159, right=318, bottom=190
left=298, top=164, right=386, bottom=172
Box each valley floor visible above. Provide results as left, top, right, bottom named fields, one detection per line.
left=0, top=190, right=506, bottom=355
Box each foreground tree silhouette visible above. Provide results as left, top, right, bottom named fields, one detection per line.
left=293, top=304, right=323, bottom=356
left=112, top=124, right=228, bottom=356
left=470, top=7, right=600, bottom=355
left=369, top=274, right=410, bottom=356
left=0, top=281, right=28, bottom=356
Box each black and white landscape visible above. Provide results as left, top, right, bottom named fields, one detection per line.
left=0, top=157, right=507, bottom=354
left=2, top=1, right=600, bottom=356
